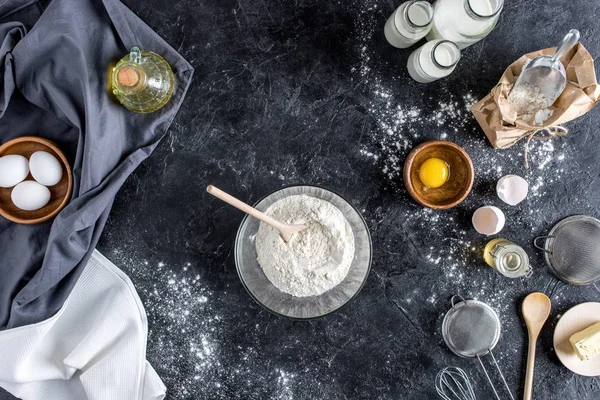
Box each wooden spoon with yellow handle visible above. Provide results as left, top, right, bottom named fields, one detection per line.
left=522, top=292, right=552, bottom=400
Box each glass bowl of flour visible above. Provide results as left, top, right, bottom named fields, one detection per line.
left=235, top=185, right=372, bottom=319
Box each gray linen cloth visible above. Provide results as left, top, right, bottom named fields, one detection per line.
left=0, top=0, right=193, bottom=330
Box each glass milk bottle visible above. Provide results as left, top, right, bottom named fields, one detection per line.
left=407, top=40, right=460, bottom=83
left=426, top=0, right=503, bottom=49
left=384, top=1, right=434, bottom=49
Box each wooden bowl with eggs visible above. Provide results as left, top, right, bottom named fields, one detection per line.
left=403, top=140, right=474, bottom=210
left=0, top=136, right=72, bottom=224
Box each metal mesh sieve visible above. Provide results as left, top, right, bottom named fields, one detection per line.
left=534, top=215, right=600, bottom=285
left=442, top=298, right=500, bottom=358
left=442, top=296, right=514, bottom=400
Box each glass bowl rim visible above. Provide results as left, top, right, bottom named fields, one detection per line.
left=234, top=184, right=373, bottom=320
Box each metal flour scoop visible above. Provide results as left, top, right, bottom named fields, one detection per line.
left=508, top=29, right=580, bottom=115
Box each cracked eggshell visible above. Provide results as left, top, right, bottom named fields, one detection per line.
left=472, top=206, right=505, bottom=235
left=497, top=175, right=528, bottom=206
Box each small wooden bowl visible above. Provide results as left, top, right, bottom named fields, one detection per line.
left=0, top=136, right=72, bottom=224
left=403, top=140, right=474, bottom=210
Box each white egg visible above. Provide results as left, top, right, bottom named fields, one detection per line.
left=29, top=151, right=63, bottom=186
left=472, top=206, right=506, bottom=235
left=0, top=154, right=29, bottom=188
left=497, top=175, right=529, bottom=206
left=11, top=181, right=51, bottom=211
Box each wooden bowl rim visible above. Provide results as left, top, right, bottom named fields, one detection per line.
left=403, top=140, right=474, bottom=210
left=0, top=136, right=73, bottom=224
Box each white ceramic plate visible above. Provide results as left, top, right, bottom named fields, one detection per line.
left=554, top=302, right=600, bottom=376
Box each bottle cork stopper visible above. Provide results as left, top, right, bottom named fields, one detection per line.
left=117, top=67, right=139, bottom=87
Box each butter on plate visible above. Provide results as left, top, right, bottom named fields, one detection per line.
left=570, top=321, right=600, bottom=361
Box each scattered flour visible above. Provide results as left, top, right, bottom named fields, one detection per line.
left=102, top=2, right=588, bottom=398
left=533, top=108, right=554, bottom=125
left=351, top=2, right=572, bottom=309
left=360, top=83, right=479, bottom=183
left=256, top=195, right=355, bottom=297
left=103, top=253, right=303, bottom=399
left=124, top=259, right=222, bottom=398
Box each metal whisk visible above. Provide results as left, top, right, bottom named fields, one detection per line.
left=436, top=367, right=476, bottom=400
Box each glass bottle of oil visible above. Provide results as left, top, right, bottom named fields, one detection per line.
left=484, top=238, right=531, bottom=278
left=111, top=47, right=174, bottom=113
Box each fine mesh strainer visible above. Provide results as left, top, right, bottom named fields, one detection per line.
left=534, top=215, right=600, bottom=285
left=442, top=296, right=514, bottom=400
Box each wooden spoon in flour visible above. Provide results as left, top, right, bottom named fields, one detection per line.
left=206, top=185, right=307, bottom=243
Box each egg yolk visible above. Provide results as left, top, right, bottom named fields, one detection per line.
left=419, top=158, right=449, bottom=188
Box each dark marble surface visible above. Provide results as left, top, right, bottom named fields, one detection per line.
left=4, top=0, right=600, bottom=399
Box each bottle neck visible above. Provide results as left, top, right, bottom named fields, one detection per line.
left=115, top=64, right=146, bottom=93
left=400, top=1, right=433, bottom=33
left=430, top=40, right=460, bottom=70
left=463, top=0, right=503, bottom=21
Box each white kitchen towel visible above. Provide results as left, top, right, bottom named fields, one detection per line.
left=0, top=250, right=165, bottom=400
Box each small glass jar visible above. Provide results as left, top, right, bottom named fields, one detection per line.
left=407, top=39, right=460, bottom=83
left=484, top=239, right=532, bottom=278
left=426, top=0, right=503, bottom=49
left=384, top=1, right=434, bottom=49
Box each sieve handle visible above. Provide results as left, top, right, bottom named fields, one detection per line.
left=450, top=294, right=466, bottom=307
left=533, top=236, right=554, bottom=253
left=477, top=355, right=502, bottom=400
left=490, top=351, right=515, bottom=400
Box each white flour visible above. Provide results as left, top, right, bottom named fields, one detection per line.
left=533, top=108, right=554, bottom=125
left=507, top=83, right=552, bottom=121
left=255, top=195, right=355, bottom=297
left=507, top=58, right=555, bottom=125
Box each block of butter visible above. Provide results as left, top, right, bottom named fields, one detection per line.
left=570, top=321, right=600, bottom=361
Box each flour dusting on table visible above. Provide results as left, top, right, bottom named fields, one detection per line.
left=96, top=1, right=598, bottom=398
left=104, top=253, right=300, bottom=399
left=349, top=0, right=574, bottom=315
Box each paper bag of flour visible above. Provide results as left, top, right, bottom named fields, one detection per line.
left=471, top=43, right=600, bottom=149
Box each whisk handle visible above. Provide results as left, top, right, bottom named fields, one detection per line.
left=523, top=334, right=538, bottom=400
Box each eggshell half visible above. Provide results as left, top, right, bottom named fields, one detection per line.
left=472, top=206, right=505, bottom=235
left=497, top=175, right=529, bottom=206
